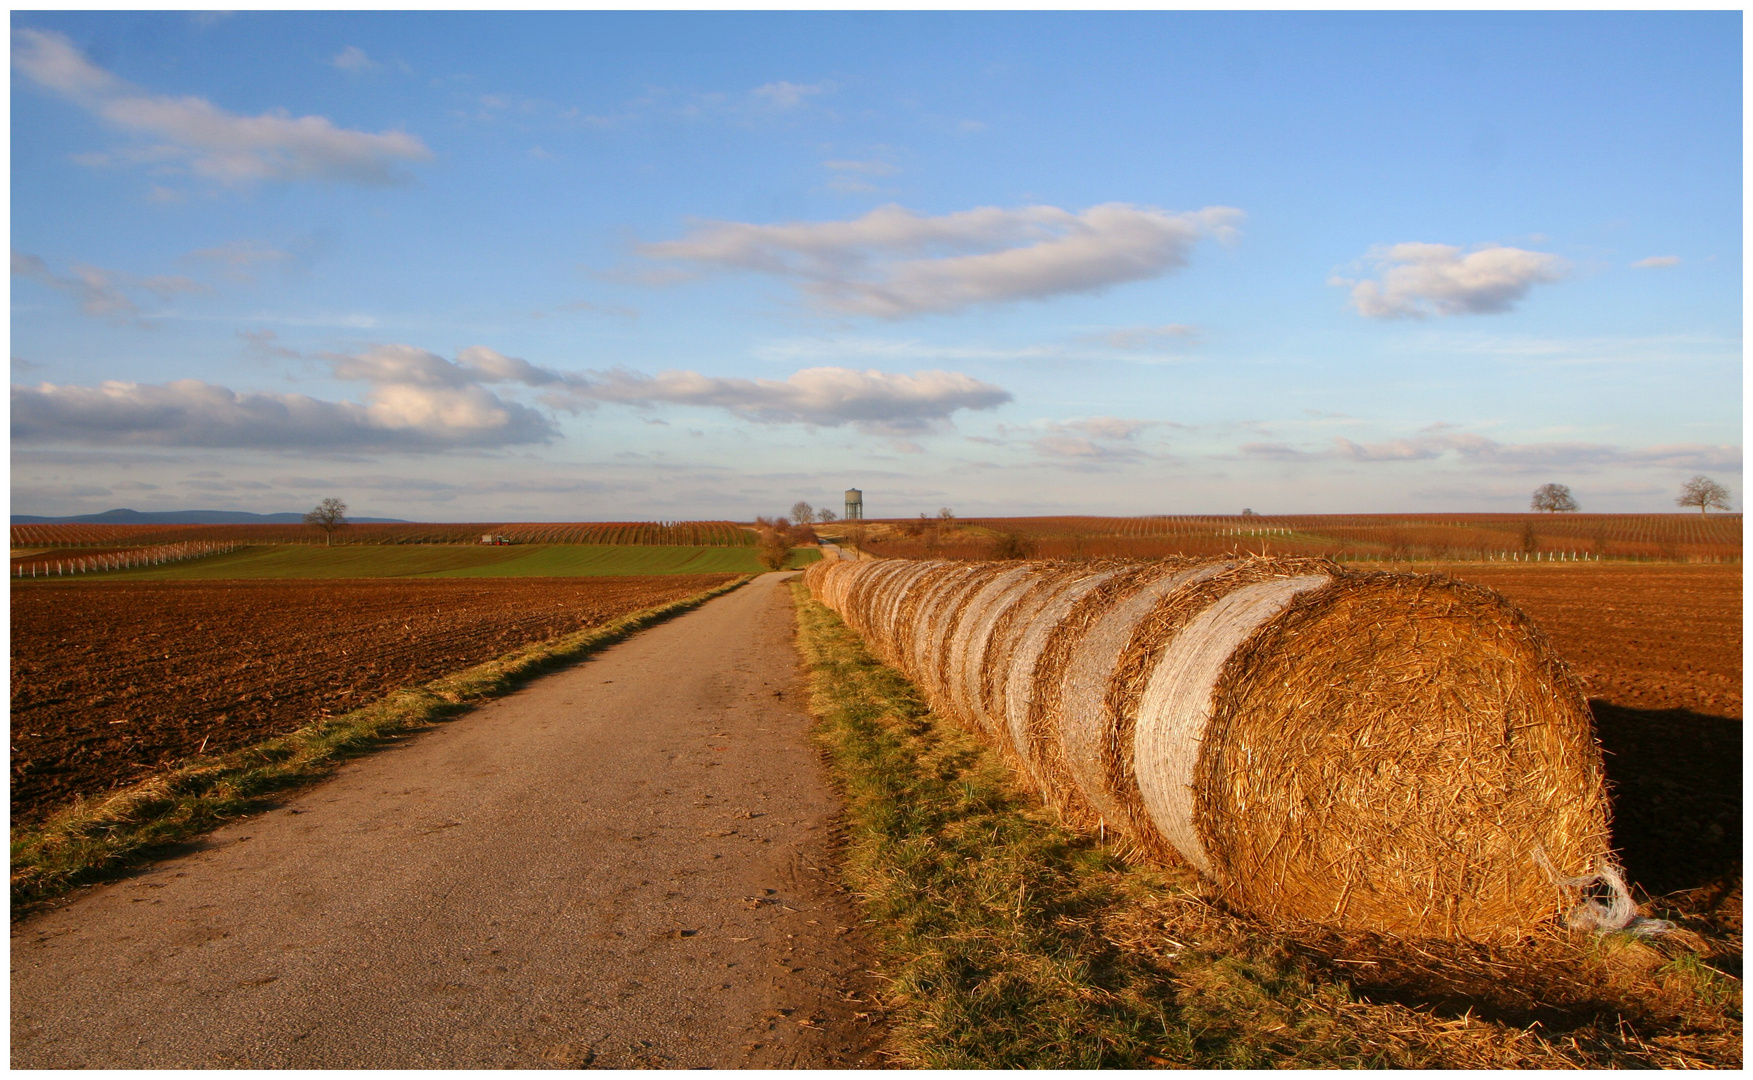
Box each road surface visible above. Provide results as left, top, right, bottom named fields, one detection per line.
left=12, top=572, right=884, bottom=1068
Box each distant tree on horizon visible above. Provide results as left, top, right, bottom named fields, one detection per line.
left=1530, top=483, right=1578, bottom=513
left=303, top=497, right=349, bottom=546
left=1677, top=475, right=1732, bottom=515
left=790, top=500, right=814, bottom=526
left=815, top=507, right=837, bottom=524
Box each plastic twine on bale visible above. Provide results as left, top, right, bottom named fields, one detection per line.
left=1000, top=567, right=1123, bottom=778
left=1132, top=574, right=1334, bottom=875
left=1054, top=563, right=1216, bottom=832
left=1532, top=847, right=1672, bottom=936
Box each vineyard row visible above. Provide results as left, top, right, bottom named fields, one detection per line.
left=14, top=541, right=238, bottom=577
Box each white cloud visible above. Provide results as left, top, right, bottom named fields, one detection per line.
left=1632, top=255, right=1681, bottom=269
left=751, top=81, right=831, bottom=109
left=239, top=329, right=300, bottom=361
left=13, top=28, right=432, bottom=186
left=1033, top=434, right=1111, bottom=458
left=1087, top=323, right=1199, bottom=350
left=1333, top=436, right=1442, bottom=461
left=1243, top=430, right=1740, bottom=474
left=12, top=344, right=559, bottom=450
left=12, top=249, right=205, bottom=324
left=752, top=335, right=1058, bottom=366
left=639, top=202, right=1242, bottom=318
left=1029, top=415, right=1162, bottom=460
left=326, top=343, right=573, bottom=390
left=569, top=366, right=1011, bottom=436
left=531, top=299, right=639, bottom=320
left=1337, top=242, right=1568, bottom=319
left=192, top=239, right=293, bottom=282
left=1053, top=416, right=1157, bottom=440
left=12, top=338, right=1004, bottom=448
left=330, top=46, right=378, bottom=73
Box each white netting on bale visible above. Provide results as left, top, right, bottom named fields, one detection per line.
left=803, top=556, right=1620, bottom=939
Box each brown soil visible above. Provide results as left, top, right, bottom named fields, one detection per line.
left=10, top=575, right=734, bottom=825
left=12, top=574, right=884, bottom=1068
left=1439, top=563, right=1742, bottom=939
left=1443, top=563, right=1741, bottom=719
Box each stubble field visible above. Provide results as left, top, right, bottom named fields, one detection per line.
left=10, top=575, right=736, bottom=824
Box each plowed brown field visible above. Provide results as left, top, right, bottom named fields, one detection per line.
left=10, top=575, right=734, bottom=824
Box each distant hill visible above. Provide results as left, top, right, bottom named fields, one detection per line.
left=11, top=508, right=409, bottom=525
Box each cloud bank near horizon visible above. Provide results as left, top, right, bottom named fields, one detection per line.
left=13, top=342, right=1013, bottom=449
left=1241, top=430, right=1739, bottom=474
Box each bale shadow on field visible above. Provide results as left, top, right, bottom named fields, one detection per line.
left=1591, top=701, right=1741, bottom=939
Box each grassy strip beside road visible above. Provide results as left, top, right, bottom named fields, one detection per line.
left=788, top=581, right=1741, bottom=1068
left=12, top=575, right=755, bottom=915
left=67, top=543, right=819, bottom=581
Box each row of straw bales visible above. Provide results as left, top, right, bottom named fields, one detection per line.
left=804, top=555, right=1614, bottom=939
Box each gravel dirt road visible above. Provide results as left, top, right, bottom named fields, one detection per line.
left=11, top=571, right=886, bottom=1068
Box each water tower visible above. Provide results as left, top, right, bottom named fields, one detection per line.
left=844, top=488, right=864, bottom=521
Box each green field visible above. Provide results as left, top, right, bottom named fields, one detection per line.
left=64, top=543, right=820, bottom=581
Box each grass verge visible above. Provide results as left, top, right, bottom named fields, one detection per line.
left=11, top=574, right=754, bottom=915
left=789, top=580, right=1742, bottom=1068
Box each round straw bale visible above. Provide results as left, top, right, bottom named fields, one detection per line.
left=801, top=558, right=832, bottom=599
left=808, top=558, right=859, bottom=610
left=845, top=560, right=912, bottom=644
left=1027, top=560, right=1205, bottom=828
left=974, top=568, right=1079, bottom=739
left=806, top=554, right=1612, bottom=937
left=967, top=567, right=1083, bottom=739
left=945, top=567, right=1039, bottom=730
left=1099, top=558, right=1330, bottom=863
left=871, top=561, right=937, bottom=664
left=1134, top=573, right=1336, bottom=874
left=1176, top=570, right=1610, bottom=937
left=893, top=562, right=961, bottom=670
left=888, top=561, right=964, bottom=679
left=817, top=558, right=853, bottom=608
left=925, top=563, right=1022, bottom=710
left=999, top=566, right=1124, bottom=776
left=908, top=563, right=986, bottom=691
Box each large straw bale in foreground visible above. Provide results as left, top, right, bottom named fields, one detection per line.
left=803, top=556, right=1612, bottom=938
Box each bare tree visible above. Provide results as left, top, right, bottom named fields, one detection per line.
left=754, top=516, right=794, bottom=571
left=1530, top=483, right=1578, bottom=513
left=304, top=497, right=349, bottom=546
left=789, top=501, right=815, bottom=526
left=937, top=507, right=955, bottom=522
left=1676, top=475, right=1731, bottom=515
left=815, top=507, right=837, bottom=524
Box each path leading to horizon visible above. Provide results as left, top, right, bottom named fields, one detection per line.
left=12, top=572, right=884, bottom=1069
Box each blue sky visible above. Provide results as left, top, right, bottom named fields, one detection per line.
left=10, top=11, right=1742, bottom=521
